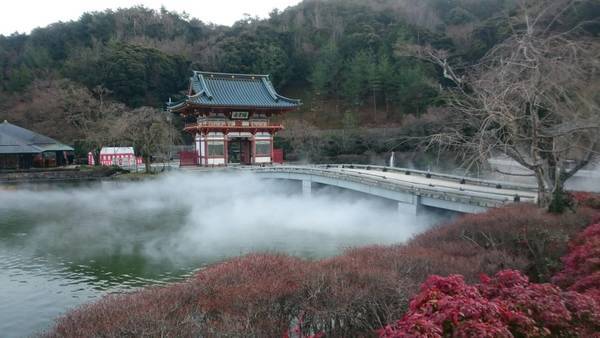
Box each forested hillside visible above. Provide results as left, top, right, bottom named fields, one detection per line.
left=0, top=0, right=598, bottom=160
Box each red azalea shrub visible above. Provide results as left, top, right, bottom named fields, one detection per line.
left=572, top=192, right=600, bottom=211
left=380, top=270, right=600, bottom=338
left=553, top=223, right=600, bottom=303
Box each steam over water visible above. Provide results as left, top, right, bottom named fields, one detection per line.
left=0, top=172, right=440, bottom=337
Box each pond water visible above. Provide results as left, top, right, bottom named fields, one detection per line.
left=0, top=172, right=442, bottom=337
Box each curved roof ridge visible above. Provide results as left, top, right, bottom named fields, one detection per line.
left=194, top=70, right=270, bottom=79
left=189, top=73, right=213, bottom=100
left=261, top=77, right=279, bottom=101
left=197, top=73, right=213, bottom=99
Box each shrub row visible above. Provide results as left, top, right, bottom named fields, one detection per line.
left=410, top=203, right=599, bottom=282
left=45, top=203, right=600, bottom=337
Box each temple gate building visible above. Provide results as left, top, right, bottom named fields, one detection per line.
left=168, top=71, right=300, bottom=166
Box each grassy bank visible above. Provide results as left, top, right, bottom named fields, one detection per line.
left=43, top=198, right=600, bottom=337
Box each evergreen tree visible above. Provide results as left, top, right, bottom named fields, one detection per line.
left=367, top=56, right=382, bottom=116
left=378, top=54, right=396, bottom=115
left=341, top=51, right=371, bottom=106
left=309, top=41, right=340, bottom=97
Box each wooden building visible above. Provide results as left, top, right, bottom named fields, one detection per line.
left=0, top=120, right=74, bottom=170
left=168, top=71, right=301, bottom=166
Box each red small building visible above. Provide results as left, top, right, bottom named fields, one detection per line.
left=168, top=71, right=300, bottom=166
left=99, top=147, right=142, bottom=169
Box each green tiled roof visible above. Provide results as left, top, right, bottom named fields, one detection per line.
left=0, top=120, right=73, bottom=154
left=169, top=71, right=301, bottom=110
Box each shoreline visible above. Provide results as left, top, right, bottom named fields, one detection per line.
left=0, top=166, right=159, bottom=185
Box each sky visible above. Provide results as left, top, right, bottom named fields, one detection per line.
left=0, top=0, right=303, bottom=36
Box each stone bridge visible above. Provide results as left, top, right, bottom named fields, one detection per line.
left=241, top=164, right=538, bottom=215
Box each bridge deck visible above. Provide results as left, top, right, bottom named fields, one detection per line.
left=333, top=167, right=538, bottom=202
left=241, top=164, right=538, bottom=213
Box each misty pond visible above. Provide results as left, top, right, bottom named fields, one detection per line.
left=0, top=172, right=443, bottom=337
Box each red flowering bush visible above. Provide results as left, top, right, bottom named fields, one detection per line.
left=572, top=192, right=600, bottom=211
left=380, top=270, right=600, bottom=337
left=553, top=223, right=600, bottom=303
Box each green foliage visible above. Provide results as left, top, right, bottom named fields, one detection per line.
left=64, top=42, right=189, bottom=107
left=3, top=65, right=33, bottom=92
left=342, top=110, right=359, bottom=129
left=549, top=186, right=575, bottom=214
left=216, top=31, right=291, bottom=86
left=1, top=0, right=594, bottom=128
left=464, top=16, right=512, bottom=60
left=309, top=41, right=341, bottom=97
left=445, top=7, right=476, bottom=25
left=395, top=63, right=439, bottom=115
left=430, top=0, right=515, bottom=23
left=0, top=1, right=455, bottom=116
left=342, top=51, right=372, bottom=106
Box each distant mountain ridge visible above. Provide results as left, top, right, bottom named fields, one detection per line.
left=0, top=0, right=597, bottom=141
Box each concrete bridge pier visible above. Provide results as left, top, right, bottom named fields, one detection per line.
left=397, top=195, right=422, bottom=216
left=302, top=180, right=314, bottom=197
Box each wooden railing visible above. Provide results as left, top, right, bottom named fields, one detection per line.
left=184, top=121, right=283, bottom=130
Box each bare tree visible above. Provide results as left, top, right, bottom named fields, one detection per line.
left=92, top=85, right=113, bottom=111
left=400, top=0, right=600, bottom=210
left=60, top=81, right=125, bottom=164
left=115, top=107, right=176, bottom=173
left=279, top=119, right=322, bottom=162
